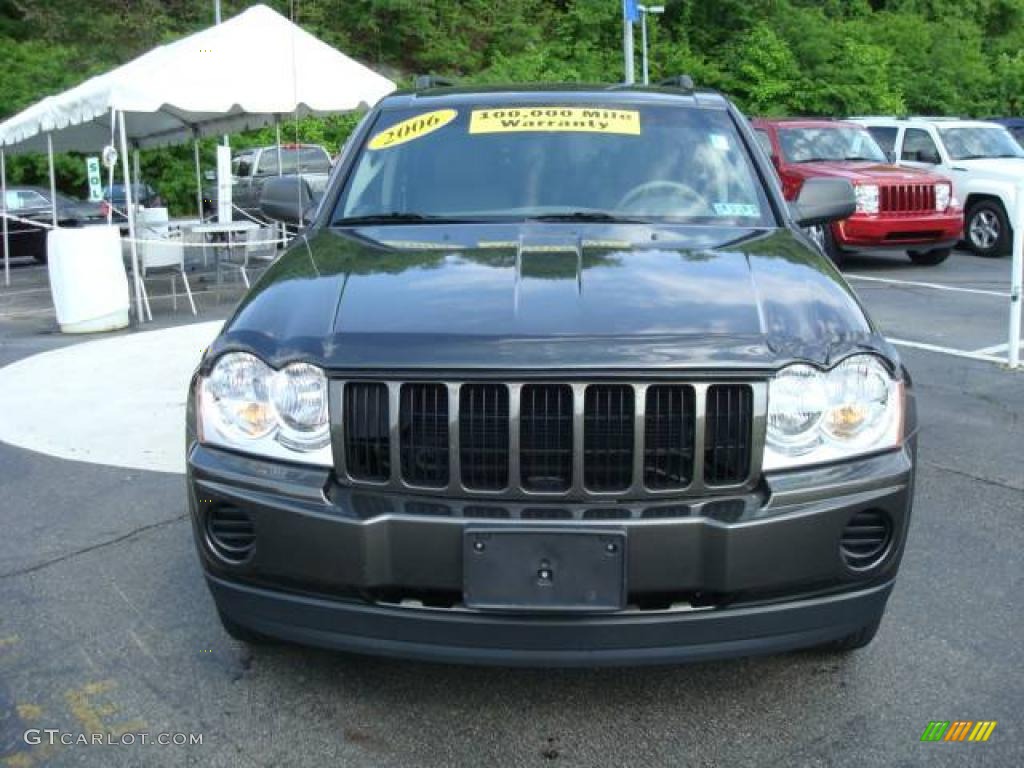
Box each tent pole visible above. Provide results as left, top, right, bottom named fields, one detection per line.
left=194, top=137, right=203, bottom=218
left=47, top=134, right=57, bottom=227
left=119, top=111, right=145, bottom=323
left=107, top=108, right=116, bottom=225
left=1, top=149, right=9, bottom=287
left=276, top=119, right=282, bottom=175
left=132, top=147, right=141, bottom=212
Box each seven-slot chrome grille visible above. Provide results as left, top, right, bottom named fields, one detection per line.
left=332, top=380, right=766, bottom=500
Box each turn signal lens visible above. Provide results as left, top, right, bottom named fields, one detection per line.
left=206, top=353, right=275, bottom=438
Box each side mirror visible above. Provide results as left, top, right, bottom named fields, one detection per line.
left=259, top=175, right=317, bottom=226
left=789, top=178, right=856, bottom=228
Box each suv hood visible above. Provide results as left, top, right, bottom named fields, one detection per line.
left=793, top=161, right=939, bottom=184
left=949, top=157, right=1024, bottom=179
left=215, top=224, right=881, bottom=372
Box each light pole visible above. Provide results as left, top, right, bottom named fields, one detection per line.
left=638, top=4, right=665, bottom=86
left=623, top=0, right=638, bottom=84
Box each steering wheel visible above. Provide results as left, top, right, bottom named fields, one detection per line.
left=616, top=181, right=712, bottom=217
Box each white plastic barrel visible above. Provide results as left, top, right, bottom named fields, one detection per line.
left=47, top=226, right=130, bottom=333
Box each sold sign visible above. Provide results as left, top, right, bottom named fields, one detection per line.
left=86, top=157, right=103, bottom=202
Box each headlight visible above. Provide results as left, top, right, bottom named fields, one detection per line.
left=764, top=355, right=902, bottom=471
left=199, top=352, right=332, bottom=466
left=270, top=362, right=330, bottom=450
left=854, top=184, right=879, bottom=215
left=935, top=183, right=951, bottom=211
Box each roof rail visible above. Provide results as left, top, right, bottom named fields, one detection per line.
left=414, top=75, right=457, bottom=90
left=658, top=75, right=695, bottom=90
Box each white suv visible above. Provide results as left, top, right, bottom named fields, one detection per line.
left=850, top=117, right=1024, bottom=257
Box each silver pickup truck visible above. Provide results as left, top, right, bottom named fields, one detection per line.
left=203, top=144, right=332, bottom=218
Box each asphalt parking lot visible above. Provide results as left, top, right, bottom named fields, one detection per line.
left=0, top=249, right=1021, bottom=767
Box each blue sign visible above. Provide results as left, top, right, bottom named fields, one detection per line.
left=623, top=0, right=639, bottom=23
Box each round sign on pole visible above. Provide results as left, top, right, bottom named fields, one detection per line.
left=101, top=145, right=118, bottom=169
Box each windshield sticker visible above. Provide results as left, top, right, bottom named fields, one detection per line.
left=379, top=240, right=463, bottom=251
left=469, top=107, right=641, bottom=136
left=367, top=109, right=458, bottom=150
left=709, top=134, right=730, bottom=151
left=713, top=202, right=761, bottom=217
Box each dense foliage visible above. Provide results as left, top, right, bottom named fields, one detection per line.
left=1, top=0, right=1022, bottom=212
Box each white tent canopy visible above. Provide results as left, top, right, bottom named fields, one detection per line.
left=0, top=4, right=395, bottom=154
left=0, top=3, right=394, bottom=303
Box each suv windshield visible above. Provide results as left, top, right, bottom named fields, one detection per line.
left=334, top=103, right=773, bottom=226
left=778, top=126, right=887, bottom=164
left=938, top=126, right=1024, bottom=160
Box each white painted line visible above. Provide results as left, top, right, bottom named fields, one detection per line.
left=971, top=340, right=1024, bottom=355
left=0, top=288, right=237, bottom=318
left=0, top=321, right=222, bottom=473
left=886, top=337, right=1006, bottom=363
left=0, top=307, right=55, bottom=318
left=846, top=274, right=1009, bottom=298
left=0, top=286, right=51, bottom=297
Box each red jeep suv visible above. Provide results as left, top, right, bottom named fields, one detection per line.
left=753, top=119, right=963, bottom=266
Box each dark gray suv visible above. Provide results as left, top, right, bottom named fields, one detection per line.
left=186, top=82, right=916, bottom=665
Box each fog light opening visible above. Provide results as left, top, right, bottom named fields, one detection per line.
left=205, top=503, right=256, bottom=564
left=840, top=509, right=892, bottom=571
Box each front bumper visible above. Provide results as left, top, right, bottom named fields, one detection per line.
left=834, top=210, right=963, bottom=249
left=188, top=441, right=915, bottom=666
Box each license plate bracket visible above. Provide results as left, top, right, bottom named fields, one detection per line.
left=463, top=528, right=626, bottom=612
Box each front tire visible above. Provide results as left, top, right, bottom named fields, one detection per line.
left=907, top=247, right=951, bottom=266
left=965, top=201, right=1011, bottom=257
left=217, top=609, right=271, bottom=644
left=806, top=223, right=844, bottom=267
left=825, top=616, right=882, bottom=652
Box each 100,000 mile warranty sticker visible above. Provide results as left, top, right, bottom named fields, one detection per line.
left=469, top=107, right=641, bottom=135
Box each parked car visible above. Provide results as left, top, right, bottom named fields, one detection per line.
left=100, top=183, right=163, bottom=220
left=752, top=118, right=962, bottom=267
left=851, top=117, right=1024, bottom=257
left=188, top=81, right=916, bottom=665
left=202, top=144, right=332, bottom=219
left=987, top=118, right=1024, bottom=149
left=1, top=187, right=104, bottom=263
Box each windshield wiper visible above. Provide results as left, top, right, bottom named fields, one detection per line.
left=333, top=212, right=460, bottom=226
left=794, top=157, right=837, bottom=164
left=844, top=156, right=882, bottom=162
left=525, top=210, right=646, bottom=223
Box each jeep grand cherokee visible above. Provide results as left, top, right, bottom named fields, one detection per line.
left=186, top=83, right=917, bottom=666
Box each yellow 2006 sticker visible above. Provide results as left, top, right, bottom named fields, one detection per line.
left=367, top=109, right=458, bottom=150
left=469, top=107, right=641, bottom=136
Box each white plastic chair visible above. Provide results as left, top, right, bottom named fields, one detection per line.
left=135, top=207, right=196, bottom=315
left=238, top=224, right=279, bottom=288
